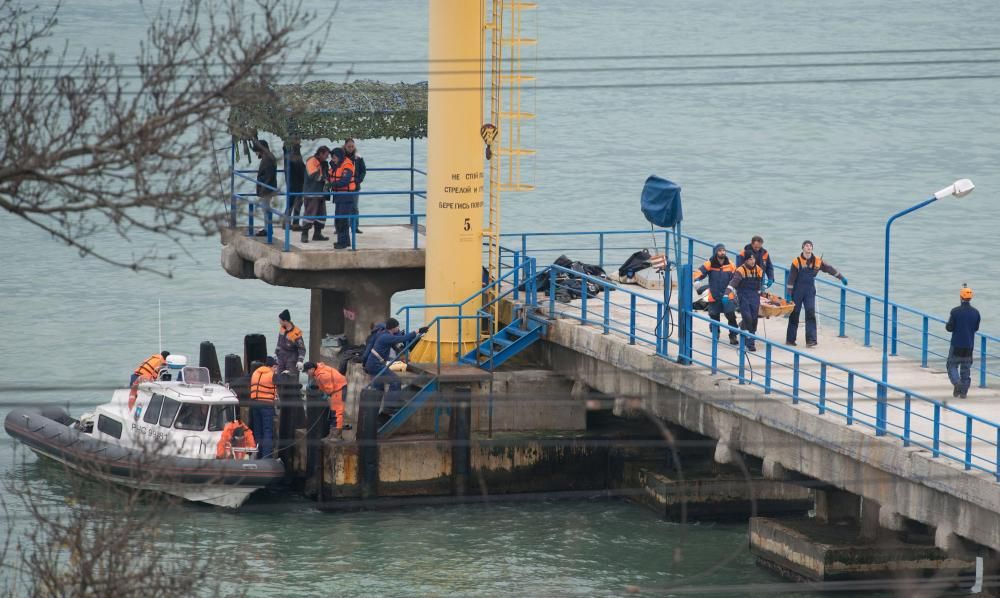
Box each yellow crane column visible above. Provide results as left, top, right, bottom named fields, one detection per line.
left=410, top=0, right=485, bottom=363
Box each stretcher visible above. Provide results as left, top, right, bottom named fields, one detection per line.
left=759, top=292, right=795, bottom=318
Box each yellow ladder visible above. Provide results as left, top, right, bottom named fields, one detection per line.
left=483, top=0, right=536, bottom=330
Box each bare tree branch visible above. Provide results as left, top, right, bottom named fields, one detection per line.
left=0, top=0, right=326, bottom=276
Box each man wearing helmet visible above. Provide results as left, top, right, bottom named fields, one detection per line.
left=946, top=285, right=981, bottom=398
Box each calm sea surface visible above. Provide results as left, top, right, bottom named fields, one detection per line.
left=3, top=0, right=998, bottom=594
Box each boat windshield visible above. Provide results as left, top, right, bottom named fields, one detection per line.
left=207, top=404, right=237, bottom=432
left=174, top=403, right=209, bottom=431
left=181, top=366, right=211, bottom=385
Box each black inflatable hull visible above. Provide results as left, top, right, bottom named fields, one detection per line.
left=4, top=408, right=284, bottom=508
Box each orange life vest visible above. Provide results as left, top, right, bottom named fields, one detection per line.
left=332, top=156, right=357, bottom=192
left=250, top=367, right=276, bottom=401
left=134, top=354, right=165, bottom=380
left=283, top=325, right=303, bottom=343
left=216, top=421, right=257, bottom=459
left=313, top=363, right=347, bottom=428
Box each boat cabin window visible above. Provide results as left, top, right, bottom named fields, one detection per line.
left=143, top=394, right=165, bottom=425
left=158, top=397, right=181, bottom=428
left=97, top=415, right=123, bottom=439
left=181, top=366, right=211, bottom=385
left=174, top=403, right=209, bottom=431
left=207, top=404, right=237, bottom=432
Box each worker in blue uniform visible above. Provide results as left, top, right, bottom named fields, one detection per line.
left=726, top=252, right=764, bottom=351
left=363, top=318, right=428, bottom=390
left=736, top=235, right=775, bottom=291
left=693, top=244, right=739, bottom=345
left=946, top=285, right=981, bottom=398
left=785, top=240, right=847, bottom=347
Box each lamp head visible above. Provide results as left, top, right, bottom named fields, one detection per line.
left=934, top=178, right=975, bottom=200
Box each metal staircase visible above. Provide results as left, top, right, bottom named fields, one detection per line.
left=459, top=316, right=545, bottom=369
left=376, top=377, right=439, bottom=438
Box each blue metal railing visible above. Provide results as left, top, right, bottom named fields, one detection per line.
left=537, top=263, right=1000, bottom=481
left=501, top=229, right=998, bottom=388
left=366, top=258, right=542, bottom=435
left=229, top=164, right=427, bottom=251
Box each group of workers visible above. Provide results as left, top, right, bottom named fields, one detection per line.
left=244, top=309, right=348, bottom=459
left=692, top=236, right=983, bottom=399
left=693, top=236, right=847, bottom=351
left=253, top=139, right=367, bottom=250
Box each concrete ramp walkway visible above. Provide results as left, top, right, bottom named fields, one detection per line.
left=545, top=284, right=1000, bottom=482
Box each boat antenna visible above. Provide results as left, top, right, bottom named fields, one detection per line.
left=158, top=298, right=163, bottom=353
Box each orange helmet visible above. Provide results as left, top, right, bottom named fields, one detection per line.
left=960, top=286, right=973, bottom=301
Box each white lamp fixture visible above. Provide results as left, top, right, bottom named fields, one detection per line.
left=934, top=178, right=975, bottom=200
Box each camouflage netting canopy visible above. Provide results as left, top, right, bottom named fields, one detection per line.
left=228, top=80, right=428, bottom=142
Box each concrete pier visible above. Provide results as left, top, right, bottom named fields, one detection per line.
left=540, top=295, right=1000, bottom=556
left=749, top=517, right=974, bottom=583
left=220, top=225, right=425, bottom=352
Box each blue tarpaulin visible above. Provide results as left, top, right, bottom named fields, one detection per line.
left=640, top=175, right=682, bottom=228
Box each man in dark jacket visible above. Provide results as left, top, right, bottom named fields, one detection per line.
left=785, top=240, right=847, bottom=347
left=283, top=143, right=305, bottom=230
left=344, top=139, right=367, bottom=233
left=736, top=235, right=775, bottom=291
left=253, top=140, right=278, bottom=237
left=329, top=147, right=356, bottom=249
left=275, top=309, right=306, bottom=374
left=946, top=285, right=981, bottom=398
left=363, top=318, right=428, bottom=390
left=726, top=252, right=764, bottom=351
left=693, top=244, right=739, bottom=345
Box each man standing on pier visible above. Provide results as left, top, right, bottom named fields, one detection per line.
left=727, top=252, right=764, bottom=351
left=946, top=285, right=981, bottom=398
left=329, top=147, right=357, bottom=249
left=693, top=244, right=739, bottom=345
left=253, top=140, right=278, bottom=236
left=301, top=145, right=331, bottom=243
left=737, top=235, right=774, bottom=291
left=276, top=309, right=306, bottom=374
left=785, top=240, right=847, bottom=348
left=343, top=139, right=366, bottom=234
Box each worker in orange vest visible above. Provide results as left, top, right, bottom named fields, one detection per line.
left=301, top=145, right=331, bottom=243
left=250, top=357, right=278, bottom=458
left=304, top=361, right=347, bottom=435
left=131, top=351, right=169, bottom=386
left=329, top=146, right=357, bottom=249
left=216, top=419, right=257, bottom=459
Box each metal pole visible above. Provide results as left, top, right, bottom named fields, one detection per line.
left=409, top=136, right=416, bottom=230
left=881, top=195, right=938, bottom=412
left=229, top=142, right=237, bottom=229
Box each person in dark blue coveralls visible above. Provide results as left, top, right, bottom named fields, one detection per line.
left=363, top=318, right=428, bottom=390
left=736, top=235, right=775, bottom=291
left=693, top=244, right=739, bottom=345
left=726, top=252, right=764, bottom=351
left=785, top=240, right=847, bottom=347
left=946, top=285, right=981, bottom=398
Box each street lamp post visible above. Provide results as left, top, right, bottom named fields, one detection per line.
left=878, top=179, right=975, bottom=433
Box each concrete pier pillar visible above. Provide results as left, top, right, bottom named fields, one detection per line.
left=859, top=497, right=880, bottom=542
left=450, top=386, right=472, bottom=497
left=356, top=388, right=381, bottom=500
left=309, top=289, right=345, bottom=359
left=878, top=508, right=907, bottom=532
left=762, top=457, right=788, bottom=481
left=814, top=488, right=859, bottom=524
left=713, top=440, right=737, bottom=466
